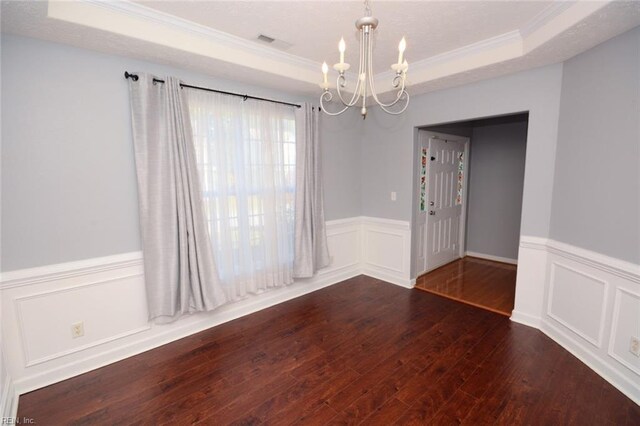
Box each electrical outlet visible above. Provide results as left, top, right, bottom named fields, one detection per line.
left=630, top=337, right=640, bottom=357
left=71, top=321, right=84, bottom=338
left=391, top=191, right=397, bottom=201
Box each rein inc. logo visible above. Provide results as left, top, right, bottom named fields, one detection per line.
left=1, top=417, right=35, bottom=425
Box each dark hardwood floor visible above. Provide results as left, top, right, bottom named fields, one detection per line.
left=415, top=257, right=517, bottom=316
left=18, top=276, right=638, bottom=425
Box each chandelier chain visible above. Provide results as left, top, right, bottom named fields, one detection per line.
left=364, top=0, right=372, bottom=17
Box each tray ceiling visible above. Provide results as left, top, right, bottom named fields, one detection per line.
left=2, top=1, right=640, bottom=97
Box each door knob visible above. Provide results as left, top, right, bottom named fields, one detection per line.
left=429, top=201, right=434, bottom=206
left=429, top=210, right=436, bottom=216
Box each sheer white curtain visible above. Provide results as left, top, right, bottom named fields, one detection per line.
left=187, top=90, right=296, bottom=300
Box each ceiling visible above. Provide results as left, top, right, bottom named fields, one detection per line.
left=2, top=1, right=640, bottom=98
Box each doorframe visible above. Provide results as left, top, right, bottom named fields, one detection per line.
left=418, top=130, right=470, bottom=275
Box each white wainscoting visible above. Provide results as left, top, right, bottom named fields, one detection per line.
left=512, top=236, right=640, bottom=405
left=0, top=218, right=367, bottom=395
left=0, top=216, right=413, bottom=398
left=360, top=217, right=413, bottom=288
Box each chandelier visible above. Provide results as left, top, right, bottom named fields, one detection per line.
left=320, top=0, right=409, bottom=119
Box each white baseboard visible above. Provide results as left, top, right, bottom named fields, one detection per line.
left=465, top=251, right=517, bottom=265
left=362, top=267, right=415, bottom=289
left=1, top=374, right=18, bottom=420
left=510, top=310, right=541, bottom=329
left=512, top=236, right=640, bottom=405
left=541, top=320, right=640, bottom=406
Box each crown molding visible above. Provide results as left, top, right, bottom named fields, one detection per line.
left=520, top=0, right=575, bottom=38
left=82, top=0, right=319, bottom=71
left=374, top=30, right=522, bottom=89
left=44, top=0, right=616, bottom=95
left=522, top=1, right=612, bottom=54
left=373, top=1, right=614, bottom=94
left=47, top=0, right=321, bottom=85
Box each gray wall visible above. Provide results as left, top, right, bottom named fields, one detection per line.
left=362, top=63, right=563, bottom=240
left=466, top=121, right=528, bottom=260
left=361, top=64, right=563, bottom=278
left=1, top=35, right=360, bottom=271
left=550, top=27, right=640, bottom=263
left=320, top=109, right=363, bottom=221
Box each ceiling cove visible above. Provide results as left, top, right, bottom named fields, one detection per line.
left=4, top=1, right=640, bottom=97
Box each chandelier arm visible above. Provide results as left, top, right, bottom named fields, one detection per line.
left=335, top=75, right=361, bottom=107
left=377, top=91, right=410, bottom=114
left=319, top=90, right=351, bottom=115
left=367, top=36, right=409, bottom=110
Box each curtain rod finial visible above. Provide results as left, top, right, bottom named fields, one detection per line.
left=124, top=71, right=139, bottom=81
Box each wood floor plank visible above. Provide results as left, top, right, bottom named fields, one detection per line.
left=16, top=270, right=637, bottom=425
left=415, top=256, right=516, bottom=315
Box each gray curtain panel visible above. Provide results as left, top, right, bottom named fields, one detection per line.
left=293, top=103, right=331, bottom=277
left=128, top=74, right=228, bottom=323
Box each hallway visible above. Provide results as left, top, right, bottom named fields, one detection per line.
left=415, top=257, right=517, bottom=316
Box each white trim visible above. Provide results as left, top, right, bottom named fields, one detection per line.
left=0, top=374, right=18, bottom=420
left=362, top=268, right=415, bottom=289
left=5, top=223, right=638, bottom=408
left=510, top=310, right=542, bottom=329
left=546, top=262, right=608, bottom=348
left=83, top=0, right=317, bottom=69
left=360, top=216, right=411, bottom=230
left=541, top=320, right=640, bottom=406
left=512, top=236, right=640, bottom=405
left=465, top=251, right=517, bottom=265
left=0, top=251, right=143, bottom=289
left=518, top=235, right=549, bottom=250
left=459, top=139, right=471, bottom=258
left=38, top=0, right=616, bottom=96
left=360, top=217, right=412, bottom=288
left=608, top=287, right=640, bottom=377
left=520, top=1, right=575, bottom=37
left=546, top=239, right=640, bottom=283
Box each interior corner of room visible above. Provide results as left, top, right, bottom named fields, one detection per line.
left=1, top=0, right=639, bottom=423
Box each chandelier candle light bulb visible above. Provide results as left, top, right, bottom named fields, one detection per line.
left=398, top=37, right=406, bottom=65
left=320, top=0, right=410, bottom=118
left=322, top=62, right=328, bottom=85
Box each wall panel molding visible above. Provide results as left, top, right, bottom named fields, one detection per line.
left=546, top=262, right=608, bottom=348
left=360, top=217, right=413, bottom=288
left=608, top=287, right=640, bottom=377
left=513, top=236, right=640, bottom=405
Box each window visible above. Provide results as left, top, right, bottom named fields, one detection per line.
left=188, top=90, right=296, bottom=297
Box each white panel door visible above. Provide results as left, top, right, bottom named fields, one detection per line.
left=426, top=136, right=466, bottom=271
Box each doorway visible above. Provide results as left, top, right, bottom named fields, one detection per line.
left=412, top=113, right=529, bottom=315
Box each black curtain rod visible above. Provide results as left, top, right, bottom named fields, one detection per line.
left=124, top=71, right=301, bottom=109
